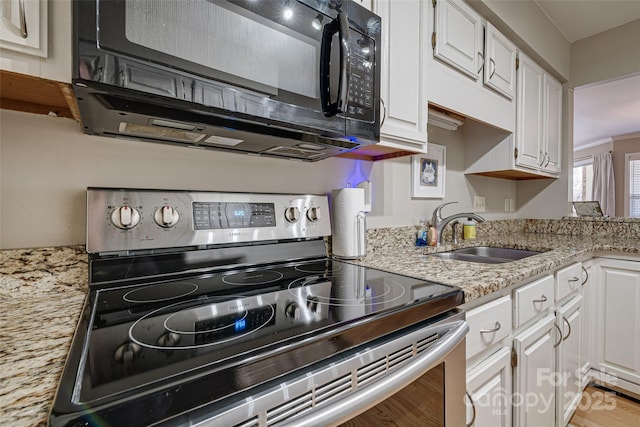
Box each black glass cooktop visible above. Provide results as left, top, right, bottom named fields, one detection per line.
left=52, top=258, right=463, bottom=426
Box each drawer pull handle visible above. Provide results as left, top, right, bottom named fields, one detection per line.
left=563, top=316, right=572, bottom=341
left=581, top=266, right=589, bottom=286
left=568, top=277, right=580, bottom=283
left=533, top=295, right=547, bottom=303
left=554, top=323, right=563, bottom=348
left=479, top=321, right=501, bottom=334
left=466, top=391, right=477, bottom=427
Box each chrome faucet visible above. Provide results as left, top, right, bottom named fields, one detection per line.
left=431, top=202, right=485, bottom=245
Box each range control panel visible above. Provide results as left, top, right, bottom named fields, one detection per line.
left=87, top=188, right=331, bottom=254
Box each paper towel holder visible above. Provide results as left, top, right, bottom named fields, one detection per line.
left=356, top=180, right=371, bottom=213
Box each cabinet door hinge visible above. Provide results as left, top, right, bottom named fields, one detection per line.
left=514, top=147, right=518, bottom=159
left=432, top=0, right=437, bottom=8
left=432, top=32, right=436, bottom=49
left=516, top=56, right=520, bottom=70
left=511, top=348, right=518, bottom=368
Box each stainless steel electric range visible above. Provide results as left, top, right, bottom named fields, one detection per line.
left=49, top=188, right=468, bottom=427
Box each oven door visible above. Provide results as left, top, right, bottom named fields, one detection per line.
left=188, top=311, right=468, bottom=427
left=84, top=0, right=378, bottom=126
left=288, top=317, right=468, bottom=426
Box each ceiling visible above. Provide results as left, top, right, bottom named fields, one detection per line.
left=534, top=1, right=640, bottom=151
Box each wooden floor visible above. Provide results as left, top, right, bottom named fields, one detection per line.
left=569, top=385, right=640, bottom=427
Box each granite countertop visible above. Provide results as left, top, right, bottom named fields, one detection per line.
left=353, top=232, right=640, bottom=302
left=1, top=246, right=87, bottom=427
left=1, top=231, right=639, bottom=425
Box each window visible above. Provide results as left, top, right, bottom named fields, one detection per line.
left=627, top=153, right=640, bottom=218
left=573, top=159, right=593, bottom=202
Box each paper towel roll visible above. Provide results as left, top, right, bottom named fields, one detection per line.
left=331, top=188, right=366, bottom=259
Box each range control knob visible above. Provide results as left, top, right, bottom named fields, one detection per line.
left=306, top=206, right=322, bottom=222
left=285, top=302, right=301, bottom=320
left=113, top=341, right=141, bottom=364
left=111, top=206, right=141, bottom=229
left=307, top=296, right=320, bottom=313
left=154, top=206, right=180, bottom=228
left=284, top=206, right=300, bottom=223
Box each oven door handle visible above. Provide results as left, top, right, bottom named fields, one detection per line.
left=283, top=319, right=469, bottom=426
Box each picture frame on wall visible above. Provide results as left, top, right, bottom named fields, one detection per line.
left=411, top=144, right=446, bottom=198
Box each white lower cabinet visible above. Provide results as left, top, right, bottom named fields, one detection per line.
left=466, top=347, right=512, bottom=427
left=595, top=258, right=640, bottom=387
left=555, top=294, right=583, bottom=427
left=512, top=313, right=557, bottom=427
left=579, top=261, right=593, bottom=389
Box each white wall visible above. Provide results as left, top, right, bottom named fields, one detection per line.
left=0, top=110, right=516, bottom=249
left=570, top=19, right=640, bottom=89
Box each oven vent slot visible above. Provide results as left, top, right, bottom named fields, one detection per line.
left=416, top=332, right=440, bottom=354
left=387, top=344, right=414, bottom=370
left=314, top=373, right=352, bottom=406
left=356, top=356, right=387, bottom=386
left=232, top=417, right=259, bottom=427
left=266, top=391, right=313, bottom=425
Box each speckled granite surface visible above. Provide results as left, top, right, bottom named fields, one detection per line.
left=1, top=246, right=87, bottom=427
left=2, top=219, right=639, bottom=425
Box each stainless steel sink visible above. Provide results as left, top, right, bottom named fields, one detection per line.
left=427, top=247, right=542, bottom=264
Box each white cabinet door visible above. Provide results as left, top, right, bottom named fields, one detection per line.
left=433, top=0, right=483, bottom=80
left=466, top=347, right=512, bottom=427
left=484, top=22, right=517, bottom=100
left=556, top=294, right=583, bottom=427
left=542, top=73, right=562, bottom=174
left=513, top=313, right=556, bottom=427
left=0, top=0, right=46, bottom=57
left=376, top=0, right=428, bottom=150
left=515, top=52, right=544, bottom=171
left=595, top=258, right=640, bottom=386
left=580, top=262, right=593, bottom=388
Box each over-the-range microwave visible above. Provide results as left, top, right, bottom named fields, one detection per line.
left=73, top=0, right=381, bottom=161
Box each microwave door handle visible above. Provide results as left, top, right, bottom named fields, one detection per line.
left=320, top=13, right=351, bottom=117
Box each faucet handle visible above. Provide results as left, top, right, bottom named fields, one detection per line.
left=432, top=201, right=458, bottom=224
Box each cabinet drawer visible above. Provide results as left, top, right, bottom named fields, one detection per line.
left=513, top=275, right=554, bottom=328
left=466, top=295, right=512, bottom=360
left=556, top=262, right=583, bottom=302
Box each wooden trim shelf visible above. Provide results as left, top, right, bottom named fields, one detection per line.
left=0, top=70, right=80, bottom=121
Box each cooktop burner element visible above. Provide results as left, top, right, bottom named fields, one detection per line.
left=123, top=282, right=199, bottom=303
left=129, top=298, right=276, bottom=350
left=50, top=188, right=465, bottom=427
left=294, top=260, right=341, bottom=274
left=222, top=270, right=284, bottom=286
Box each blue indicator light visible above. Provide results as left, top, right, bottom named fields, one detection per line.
left=235, top=318, right=246, bottom=332
left=234, top=210, right=245, bottom=216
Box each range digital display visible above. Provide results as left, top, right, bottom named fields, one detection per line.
left=193, top=202, right=276, bottom=230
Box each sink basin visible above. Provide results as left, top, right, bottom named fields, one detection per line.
left=427, top=247, right=542, bottom=264
left=452, top=246, right=542, bottom=260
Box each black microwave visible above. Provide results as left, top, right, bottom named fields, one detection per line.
left=73, top=0, right=381, bottom=161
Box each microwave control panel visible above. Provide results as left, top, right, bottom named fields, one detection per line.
left=347, top=34, right=375, bottom=122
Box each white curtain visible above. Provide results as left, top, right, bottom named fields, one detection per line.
left=592, top=152, right=615, bottom=217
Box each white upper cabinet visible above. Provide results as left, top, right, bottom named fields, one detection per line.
left=515, top=52, right=544, bottom=171
left=0, top=0, right=46, bottom=57
left=433, top=0, right=483, bottom=80
left=376, top=0, right=428, bottom=152
left=484, top=22, right=517, bottom=100
left=543, top=73, right=562, bottom=174
left=0, top=0, right=70, bottom=83
left=515, top=51, right=562, bottom=176
left=428, top=0, right=516, bottom=133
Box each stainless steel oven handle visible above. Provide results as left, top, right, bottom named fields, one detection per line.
left=283, top=320, right=469, bottom=427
